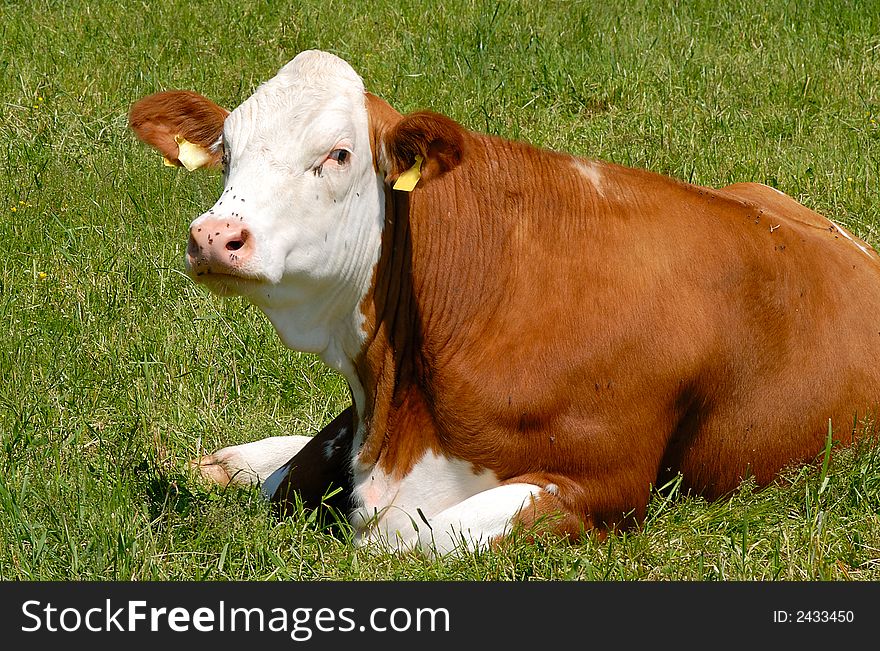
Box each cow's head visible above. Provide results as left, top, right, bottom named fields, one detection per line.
left=129, top=50, right=465, bottom=376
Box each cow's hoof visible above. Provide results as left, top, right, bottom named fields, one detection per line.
left=192, top=454, right=233, bottom=487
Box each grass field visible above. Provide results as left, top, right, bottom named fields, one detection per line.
left=2, top=0, right=880, bottom=580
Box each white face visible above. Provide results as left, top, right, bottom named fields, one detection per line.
left=186, top=51, right=385, bottom=368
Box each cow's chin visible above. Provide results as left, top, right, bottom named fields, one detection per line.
left=189, top=271, right=261, bottom=298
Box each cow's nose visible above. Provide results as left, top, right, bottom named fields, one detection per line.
left=186, top=217, right=254, bottom=276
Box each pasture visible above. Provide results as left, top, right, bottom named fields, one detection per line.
left=1, top=0, right=880, bottom=580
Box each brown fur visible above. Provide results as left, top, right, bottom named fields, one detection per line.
left=129, top=90, right=228, bottom=167
left=354, top=100, right=880, bottom=534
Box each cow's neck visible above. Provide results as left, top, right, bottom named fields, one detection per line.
left=352, top=185, right=425, bottom=469
left=256, top=174, right=387, bottom=425
left=352, top=156, right=507, bottom=476
left=351, top=132, right=579, bottom=476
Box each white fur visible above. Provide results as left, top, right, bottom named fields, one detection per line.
left=187, top=50, right=384, bottom=423
left=572, top=159, right=604, bottom=197
left=832, top=222, right=873, bottom=258
left=385, top=483, right=542, bottom=556
left=200, top=435, right=312, bottom=497
left=351, top=450, right=500, bottom=548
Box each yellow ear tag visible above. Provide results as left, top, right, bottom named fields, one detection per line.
left=392, top=155, right=423, bottom=192
left=173, top=134, right=212, bottom=171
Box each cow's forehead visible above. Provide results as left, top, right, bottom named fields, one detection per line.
left=276, top=49, right=364, bottom=88
left=224, top=50, right=366, bottom=149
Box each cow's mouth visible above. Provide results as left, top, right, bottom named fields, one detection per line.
left=187, top=267, right=264, bottom=296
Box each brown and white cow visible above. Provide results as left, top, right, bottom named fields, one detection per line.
left=129, top=50, right=880, bottom=555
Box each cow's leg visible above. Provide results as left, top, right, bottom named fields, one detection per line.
left=392, top=480, right=585, bottom=556
left=270, top=407, right=354, bottom=515
left=194, top=407, right=355, bottom=511
left=194, top=435, right=312, bottom=494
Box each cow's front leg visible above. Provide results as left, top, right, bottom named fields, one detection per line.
left=396, top=483, right=542, bottom=555
left=194, top=435, right=313, bottom=496
left=270, top=407, right=354, bottom=515
left=390, top=477, right=591, bottom=556
left=194, top=407, right=355, bottom=512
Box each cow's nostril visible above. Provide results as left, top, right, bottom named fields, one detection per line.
left=225, top=228, right=250, bottom=252
left=226, top=230, right=250, bottom=251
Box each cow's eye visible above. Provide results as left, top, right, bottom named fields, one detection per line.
left=329, top=149, right=350, bottom=165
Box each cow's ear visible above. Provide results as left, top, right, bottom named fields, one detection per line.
left=128, top=90, right=229, bottom=170
left=383, top=110, right=467, bottom=186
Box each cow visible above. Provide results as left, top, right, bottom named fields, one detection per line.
left=129, top=49, right=880, bottom=555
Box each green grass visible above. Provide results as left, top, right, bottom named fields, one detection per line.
left=2, top=0, right=879, bottom=580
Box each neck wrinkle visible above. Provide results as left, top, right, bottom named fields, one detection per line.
left=352, top=184, right=423, bottom=469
